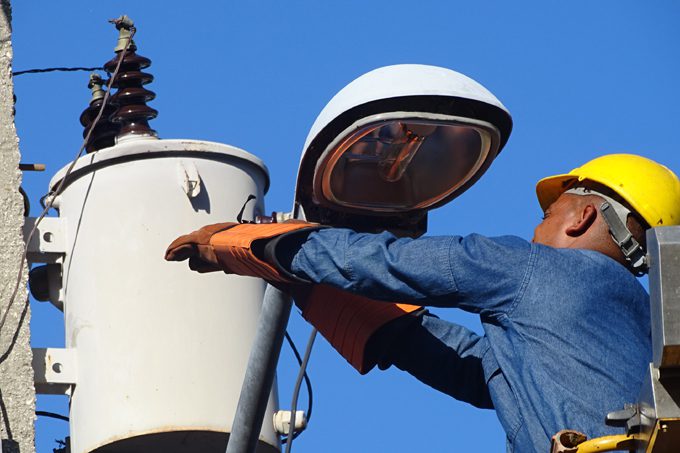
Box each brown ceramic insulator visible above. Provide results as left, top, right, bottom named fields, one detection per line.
left=79, top=78, right=120, bottom=153
left=106, top=52, right=151, bottom=70
left=104, top=43, right=158, bottom=138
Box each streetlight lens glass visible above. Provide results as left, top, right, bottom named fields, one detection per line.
left=317, top=119, right=498, bottom=212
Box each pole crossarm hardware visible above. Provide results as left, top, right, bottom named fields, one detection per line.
left=23, top=217, right=66, bottom=264
left=32, top=348, right=77, bottom=395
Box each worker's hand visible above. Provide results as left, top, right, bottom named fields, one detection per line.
left=164, top=221, right=321, bottom=282
left=165, top=222, right=237, bottom=273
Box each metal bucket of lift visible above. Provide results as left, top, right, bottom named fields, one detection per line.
left=45, top=138, right=280, bottom=453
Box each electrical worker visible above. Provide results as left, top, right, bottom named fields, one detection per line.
left=166, top=153, right=680, bottom=453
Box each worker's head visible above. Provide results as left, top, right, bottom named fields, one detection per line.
left=533, top=154, right=680, bottom=274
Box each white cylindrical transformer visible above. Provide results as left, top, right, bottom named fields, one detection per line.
left=48, top=138, right=280, bottom=453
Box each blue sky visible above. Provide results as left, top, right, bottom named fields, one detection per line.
left=11, top=1, right=680, bottom=452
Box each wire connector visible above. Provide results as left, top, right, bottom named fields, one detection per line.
left=273, top=410, right=307, bottom=436
left=87, top=73, right=105, bottom=103
left=109, top=15, right=135, bottom=52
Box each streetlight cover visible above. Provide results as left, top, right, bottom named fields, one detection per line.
left=295, top=65, right=512, bottom=232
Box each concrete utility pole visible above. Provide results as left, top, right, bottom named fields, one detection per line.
left=0, top=1, right=37, bottom=452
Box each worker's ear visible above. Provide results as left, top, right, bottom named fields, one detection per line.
left=565, top=203, right=597, bottom=237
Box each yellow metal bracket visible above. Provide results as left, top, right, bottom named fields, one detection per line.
left=574, top=434, right=640, bottom=452
left=550, top=430, right=643, bottom=453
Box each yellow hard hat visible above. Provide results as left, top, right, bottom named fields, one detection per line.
left=536, top=154, right=680, bottom=227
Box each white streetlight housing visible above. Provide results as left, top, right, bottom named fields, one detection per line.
left=294, top=64, right=512, bottom=235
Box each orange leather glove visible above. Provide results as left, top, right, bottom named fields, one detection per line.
left=165, top=222, right=321, bottom=283
left=290, top=284, right=423, bottom=374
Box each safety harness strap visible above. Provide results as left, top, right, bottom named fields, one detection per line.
left=599, top=201, right=647, bottom=271
left=565, top=187, right=647, bottom=274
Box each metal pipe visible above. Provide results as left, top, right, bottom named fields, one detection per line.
left=226, top=284, right=293, bottom=453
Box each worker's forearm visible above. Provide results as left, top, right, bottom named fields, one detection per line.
left=290, top=228, right=457, bottom=303
left=290, top=228, right=534, bottom=313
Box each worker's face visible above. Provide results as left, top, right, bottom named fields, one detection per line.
left=532, top=194, right=584, bottom=248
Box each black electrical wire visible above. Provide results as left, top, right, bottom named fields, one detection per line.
left=282, top=328, right=317, bottom=451
left=36, top=411, right=69, bottom=422
left=12, top=66, right=104, bottom=77
left=280, top=330, right=315, bottom=445
left=0, top=26, right=136, bottom=342
left=284, top=331, right=313, bottom=423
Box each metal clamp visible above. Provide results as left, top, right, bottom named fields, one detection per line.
left=32, top=348, right=77, bottom=395
left=273, top=410, right=307, bottom=436
left=23, top=216, right=66, bottom=264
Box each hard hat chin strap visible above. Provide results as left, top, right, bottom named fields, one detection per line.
left=564, top=187, right=648, bottom=274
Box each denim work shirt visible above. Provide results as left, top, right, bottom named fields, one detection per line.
left=290, top=230, right=651, bottom=453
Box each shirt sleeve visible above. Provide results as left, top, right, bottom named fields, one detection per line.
left=379, top=312, right=493, bottom=409
left=290, top=228, right=533, bottom=314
